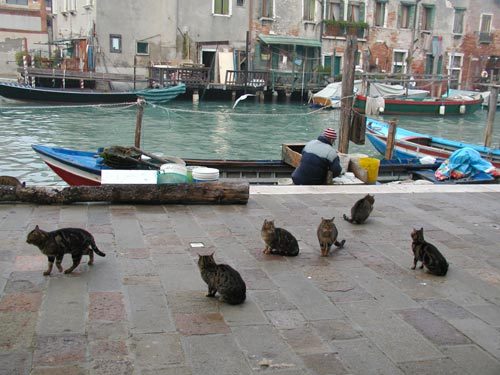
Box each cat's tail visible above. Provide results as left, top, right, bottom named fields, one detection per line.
left=343, top=214, right=353, bottom=223
left=91, top=241, right=106, bottom=257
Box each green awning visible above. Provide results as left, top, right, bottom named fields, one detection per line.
left=258, top=34, right=321, bottom=48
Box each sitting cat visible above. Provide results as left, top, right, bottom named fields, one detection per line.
left=0, top=175, right=25, bottom=187
left=343, top=194, right=374, bottom=224
left=26, top=225, right=106, bottom=276
left=261, top=219, right=299, bottom=256
left=317, top=217, right=346, bottom=257
left=411, top=228, right=448, bottom=276
left=197, top=253, right=246, bottom=305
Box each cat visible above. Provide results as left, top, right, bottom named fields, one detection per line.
left=26, top=225, right=106, bottom=276
left=197, top=253, right=246, bottom=305
left=411, top=228, right=448, bottom=276
left=0, top=176, right=25, bottom=188
left=343, top=194, right=375, bottom=224
left=317, top=217, right=346, bottom=257
left=260, top=219, right=299, bottom=256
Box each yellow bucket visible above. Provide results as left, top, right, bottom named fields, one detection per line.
left=359, top=157, right=380, bottom=184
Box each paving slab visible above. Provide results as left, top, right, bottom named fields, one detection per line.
left=441, top=345, right=500, bottom=375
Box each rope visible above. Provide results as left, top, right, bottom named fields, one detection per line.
left=0, top=102, right=137, bottom=111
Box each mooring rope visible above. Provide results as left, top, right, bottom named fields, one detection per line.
left=0, top=102, right=138, bottom=111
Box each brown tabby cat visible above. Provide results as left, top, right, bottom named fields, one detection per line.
left=0, top=176, right=25, bottom=187
left=261, top=219, right=299, bottom=256
left=317, top=217, right=346, bottom=257
left=343, top=194, right=374, bottom=224
left=197, top=253, right=246, bottom=305
left=411, top=228, right=448, bottom=276
left=26, top=225, right=106, bottom=276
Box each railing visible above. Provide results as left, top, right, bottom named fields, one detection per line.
left=270, top=70, right=325, bottom=91
left=478, top=32, right=493, bottom=44
left=224, top=70, right=269, bottom=88
left=149, top=66, right=210, bottom=87
left=323, top=22, right=367, bottom=39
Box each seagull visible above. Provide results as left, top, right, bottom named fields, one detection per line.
left=232, top=93, right=256, bottom=109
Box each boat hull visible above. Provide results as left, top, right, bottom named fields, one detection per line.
left=354, top=94, right=483, bottom=115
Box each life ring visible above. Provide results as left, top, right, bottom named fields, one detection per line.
left=481, top=70, right=488, bottom=78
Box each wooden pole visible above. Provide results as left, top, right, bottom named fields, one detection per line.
left=134, top=98, right=145, bottom=148
left=338, top=35, right=357, bottom=154
left=483, top=86, right=498, bottom=147
left=385, top=118, right=398, bottom=160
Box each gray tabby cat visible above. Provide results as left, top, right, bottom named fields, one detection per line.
left=411, top=228, right=448, bottom=276
left=261, top=219, right=299, bottom=256
left=197, top=253, right=246, bottom=305
left=26, top=225, right=106, bottom=276
left=343, top=194, right=374, bottom=224
left=317, top=217, right=345, bottom=257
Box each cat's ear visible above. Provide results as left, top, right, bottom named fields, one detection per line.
left=35, top=225, right=39, bottom=230
left=332, top=217, right=335, bottom=221
left=420, top=227, right=423, bottom=231
left=209, top=252, right=215, bottom=257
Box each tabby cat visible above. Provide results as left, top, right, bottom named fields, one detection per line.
left=411, top=228, right=448, bottom=276
left=0, top=176, right=25, bottom=187
left=261, top=219, right=299, bottom=256
left=26, top=225, right=106, bottom=276
left=197, top=253, right=246, bottom=305
left=317, top=217, right=346, bottom=257
left=343, top=194, right=375, bottom=224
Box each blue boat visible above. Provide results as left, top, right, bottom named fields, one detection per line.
left=366, top=117, right=500, bottom=169
left=0, top=81, right=186, bottom=104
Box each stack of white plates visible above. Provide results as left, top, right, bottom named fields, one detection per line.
left=192, top=167, right=219, bottom=182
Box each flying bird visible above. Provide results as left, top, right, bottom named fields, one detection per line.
left=232, top=94, right=256, bottom=109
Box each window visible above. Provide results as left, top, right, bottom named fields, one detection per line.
left=6, top=0, right=28, bottom=5
left=110, top=35, right=122, bottom=53
left=237, top=0, right=244, bottom=6
left=261, top=0, right=273, bottom=18
left=393, top=50, right=407, bottom=73
left=480, top=14, right=492, bottom=33
left=453, top=8, right=465, bottom=34
left=326, top=1, right=343, bottom=21
left=447, top=53, right=463, bottom=89
left=421, top=5, right=434, bottom=31
left=425, top=54, right=442, bottom=75
left=398, top=2, right=415, bottom=29
left=213, top=0, right=230, bottom=16
left=374, top=1, right=386, bottom=27
left=303, top=0, right=315, bottom=21
left=136, top=42, right=149, bottom=55
left=347, top=1, right=365, bottom=22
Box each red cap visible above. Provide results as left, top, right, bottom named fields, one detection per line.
left=322, top=128, right=337, bottom=140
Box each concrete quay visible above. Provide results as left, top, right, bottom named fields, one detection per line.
left=0, top=184, right=499, bottom=375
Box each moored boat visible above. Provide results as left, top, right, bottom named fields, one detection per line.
left=0, top=82, right=186, bottom=104
left=365, top=118, right=500, bottom=168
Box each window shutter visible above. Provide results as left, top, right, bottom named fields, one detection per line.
left=223, top=0, right=229, bottom=14
left=339, top=1, right=344, bottom=21
left=397, top=4, right=402, bottom=28
left=347, top=4, right=352, bottom=21
left=409, top=4, right=416, bottom=28
left=430, top=6, right=435, bottom=29
left=360, top=2, right=365, bottom=22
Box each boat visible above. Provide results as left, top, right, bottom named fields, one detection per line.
left=0, top=81, right=186, bottom=104
left=354, top=93, right=483, bottom=115
left=311, top=80, right=363, bottom=108
left=443, top=89, right=499, bottom=107
left=365, top=117, right=500, bottom=169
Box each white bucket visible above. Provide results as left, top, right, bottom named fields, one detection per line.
left=192, top=167, right=219, bottom=182
left=157, top=163, right=188, bottom=184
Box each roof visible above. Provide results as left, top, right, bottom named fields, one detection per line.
left=258, top=34, right=321, bottom=48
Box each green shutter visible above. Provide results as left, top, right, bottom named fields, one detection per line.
left=324, top=55, right=332, bottom=70
left=429, top=6, right=435, bottom=29
left=408, top=4, right=415, bottom=28
left=360, top=2, right=365, bottom=22
left=223, top=0, right=229, bottom=14
left=339, top=1, right=344, bottom=21
left=397, top=4, right=402, bottom=28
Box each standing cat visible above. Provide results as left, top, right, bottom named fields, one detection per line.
left=411, top=228, right=448, bottom=276
left=0, top=176, right=25, bottom=187
left=317, top=217, right=346, bottom=257
left=197, top=253, right=246, bottom=305
left=261, top=219, right=299, bottom=256
left=26, top=225, right=106, bottom=276
left=343, top=194, right=375, bottom=224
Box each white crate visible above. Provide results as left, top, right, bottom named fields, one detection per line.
left=101, top=170, right=157, bottom=184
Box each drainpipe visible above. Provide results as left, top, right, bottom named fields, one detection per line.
left=408, top=0, right=421, bottom=76
left=248, top=0, right=254, bottom=70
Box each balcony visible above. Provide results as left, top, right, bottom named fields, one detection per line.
left=323, top=20, right=368, bottom=39
left=478, top=32, right=493, bottom=44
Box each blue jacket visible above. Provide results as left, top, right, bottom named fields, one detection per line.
left=291, top=136, right=342, bottom=185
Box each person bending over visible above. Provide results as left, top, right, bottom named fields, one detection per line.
left=291, top=128, right=342, bottom=185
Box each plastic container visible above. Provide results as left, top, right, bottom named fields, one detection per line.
left=157, top=163, right=188, bottom=184
left=192, top=167, right=219, bottom=182
left=358, top=157, right=380, bottom=184
left=186, top=166, right=202, bottom=183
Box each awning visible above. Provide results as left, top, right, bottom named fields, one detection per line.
left=258, top=34, right=321, bottom=48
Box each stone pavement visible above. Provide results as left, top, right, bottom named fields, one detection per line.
left=0, top=185, right=499, bottom=375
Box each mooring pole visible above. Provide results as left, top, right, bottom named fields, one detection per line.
left=385, top=118, right=398, bottom=160
left=134, top=98, right=145, bottom=148
left=338, top=35, right=357, bottom=154
left=483, top=85, right=498, bottom=148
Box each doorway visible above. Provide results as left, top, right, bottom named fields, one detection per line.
left=202, top=50, right=216, bottom=82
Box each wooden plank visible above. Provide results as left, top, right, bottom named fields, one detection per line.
left=281, top=143, right=303, bottom=168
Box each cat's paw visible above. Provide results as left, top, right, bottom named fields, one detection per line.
left=411, top=265, right=416, bottom=270
left=88, top=261, right=94, bottom=266
left=56, top=265, right=63, bottom=272
left=64, top=269, right=73, bottom=274
left=43, top=270, right=51, bottom=276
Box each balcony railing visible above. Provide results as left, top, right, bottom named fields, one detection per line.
left=225, top=70, right=270, bottom=88
left=149, top=66, right=210, bottom=87
left=323, top=21, right=367, bottom=39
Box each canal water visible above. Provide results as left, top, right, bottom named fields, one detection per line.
left=0, top=97, right=499, bottom=186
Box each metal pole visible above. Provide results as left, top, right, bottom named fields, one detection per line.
left=245, top=30, right=249, bottom=93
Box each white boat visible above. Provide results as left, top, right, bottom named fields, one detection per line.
left=444, top=89, right=498, bottom=107
left=311, top=80, right=363, bottom=108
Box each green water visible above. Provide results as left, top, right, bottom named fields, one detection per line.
left=0, top=98, right=499, bottom=186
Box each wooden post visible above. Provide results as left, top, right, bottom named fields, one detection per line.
left=134, top=98, right=145, bottom=148
left=385, top=118, right=398, bottom=160
left=338, top=35, right=357, bottom=154
left=484, top=85, right=498, bottom=147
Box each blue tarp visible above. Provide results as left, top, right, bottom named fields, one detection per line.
left=435, top=147, right=495, bottom=180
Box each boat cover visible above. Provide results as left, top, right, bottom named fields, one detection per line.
left=368, top=83, right=429, bottom=98
left=435, top=147, right=496, bottom=180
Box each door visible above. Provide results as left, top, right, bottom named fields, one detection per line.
left=202, top=50, right=216, bottom=82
